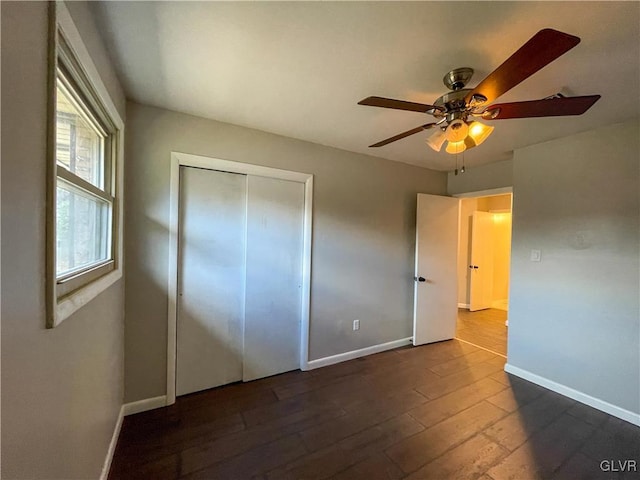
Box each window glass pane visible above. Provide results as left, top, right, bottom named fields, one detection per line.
left=56, top=81, right=104, bottom=189
left=56, top=179, right=111, bottom=277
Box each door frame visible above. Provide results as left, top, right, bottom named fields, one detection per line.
left=166, top=152, right=314, bottom=405
left=453, top=186, right=513, bottom=332
left=453, top=186, right=513, bottom=199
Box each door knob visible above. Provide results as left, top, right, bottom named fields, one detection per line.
left=417, top=276, right=426, bottom=282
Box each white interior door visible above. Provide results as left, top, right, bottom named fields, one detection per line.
left=469, top=211, right=494, bottom=311
left=177, top=167, right=246, bottom=396
left=413, top=194, right=460, bottom=346
left=243, top=176, right=304, bottom=381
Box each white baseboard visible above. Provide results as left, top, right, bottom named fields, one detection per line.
left=123, top=395, right=168, bottom=416
left=457, top=303, right=470, bottom=309
left=306, top=337, right=412, bottom=370
left=504, top=363, right=640, bottom=427
left=99, top=405, right=124, bottom=480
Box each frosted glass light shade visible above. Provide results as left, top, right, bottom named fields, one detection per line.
left=426, top=128, right=447, bottom=152
left=467, top=121, right=494, bottom=146
left=445, top=140, right=466, bottom=154
left=445, top=119, right=469, bottom=142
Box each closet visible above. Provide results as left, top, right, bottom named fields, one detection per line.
left=176, top=166, right=304, bottom=396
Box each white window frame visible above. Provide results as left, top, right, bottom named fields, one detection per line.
left=46, top=1, right=124, bottom=328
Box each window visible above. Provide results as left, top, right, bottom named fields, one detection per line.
left=47, top=3, right=123, bottom=327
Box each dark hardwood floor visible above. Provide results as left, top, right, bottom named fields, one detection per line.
left=110, top=340, right=639, bottom=479
left=456, top=308, right=508, bottom=356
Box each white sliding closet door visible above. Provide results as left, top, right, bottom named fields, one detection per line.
left=176, top=167, right=305, bottom=396
left=176, top=167, right=246, bottom=396
left=243, top=176, right=304, bottom=381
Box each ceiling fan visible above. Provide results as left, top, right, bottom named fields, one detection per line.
left=358, top=29, right=601, bottom=157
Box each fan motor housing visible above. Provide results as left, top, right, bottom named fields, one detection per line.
left=432, top=89, right=471, bottom=119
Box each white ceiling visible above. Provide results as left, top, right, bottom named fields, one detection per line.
left=92, top=1, right=640, bottom=171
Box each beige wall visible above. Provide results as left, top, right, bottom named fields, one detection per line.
left=124, top=102, right=447, bottom=403
left=451, top=122, right=640, bottom=418
left=1, top=2, right=125, bottom=478
left=477, top=194, right=511, bottom=212
left=509, top=120, right=639, bottom=414
left=491, top=213, right=512, bottom=303
left=448, top=158, right=513, bottom=195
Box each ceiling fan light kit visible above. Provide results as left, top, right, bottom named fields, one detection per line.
left=425, top=127, right=447, bottom=152
left=467, top=121, right=494, bottom=146
left=445, top=140, right=467, bottom=154
left=445, top=119, right=469, bottom=142
left=358, top=28, right=601, bottom=166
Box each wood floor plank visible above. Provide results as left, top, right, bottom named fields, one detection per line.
left=396, top=340, right=478, bottom=366
left=488, top=369, right=512, bottom=386
left=483, top=390, right=576, bottom=452
left=404, top=433, right=509, bottom=480
left=299, top=409, right=386, bottom=453
left=486, top=414, right=595, bottom=479
left=362, top=364, right=441, bottom=392
left=266, top=444, right=353, bottom=480
left=564, top=401, right=610, bottom=428
left=339, top=383, right=431, bottom=416
left=272, top=370, right=364, bottom=401
left=109, top=339, right=640, bottom=480
left=178, top=402, right=345, bottom=476
left=267, top=414, right=424, bottom=480
left=427, top=349, right=497, bottom=376
left=456, top=308, right=508, bottom=356
left=579, top=415, right=640, bottom=462
left=414, top=361, right=504, bottom=400
left=330, top=454, right=405, bottom=480
left=485, top=378, right=547, bottom=413
left=339, top=413, right=426, bottom=454
left=385, top=401, right=509, bottom=473
left=408, top=377, right=507, bottom=429
left=110, top=412, right=246, bottom=470
left=109, top=452, right=181, bottom=480
left=299, top=389, right=428, bottom=452
left=183, top=433, right=307, bottom=479
left=549, top=452, right=607, bottom=480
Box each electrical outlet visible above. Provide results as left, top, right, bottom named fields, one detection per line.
left=353, top=319, right=360, bottom=331
left=530, top=249, right=541, bottom=262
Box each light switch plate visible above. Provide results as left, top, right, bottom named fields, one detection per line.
left=530, top=249, right=541, bottom=262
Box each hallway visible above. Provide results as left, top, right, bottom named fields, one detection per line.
left=456, top=308, right=508, bottom=356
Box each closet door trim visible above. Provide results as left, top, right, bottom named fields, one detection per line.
left=166, top=152, right=314, bottom=405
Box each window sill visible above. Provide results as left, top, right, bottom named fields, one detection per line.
left=51, top=268, right=122, bottom=327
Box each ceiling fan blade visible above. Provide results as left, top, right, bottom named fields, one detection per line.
left=482, top=95, right=601, bottom=120
left=359, top=96, right=441, bottom=113
left=465, top=29, right=581, bottom=106
left=369, top=123, right=436, bottom=147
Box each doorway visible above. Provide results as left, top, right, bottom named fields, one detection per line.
left=455, top=190, right=512, bottom=357
left=166, top=153, right=313, bottom=405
